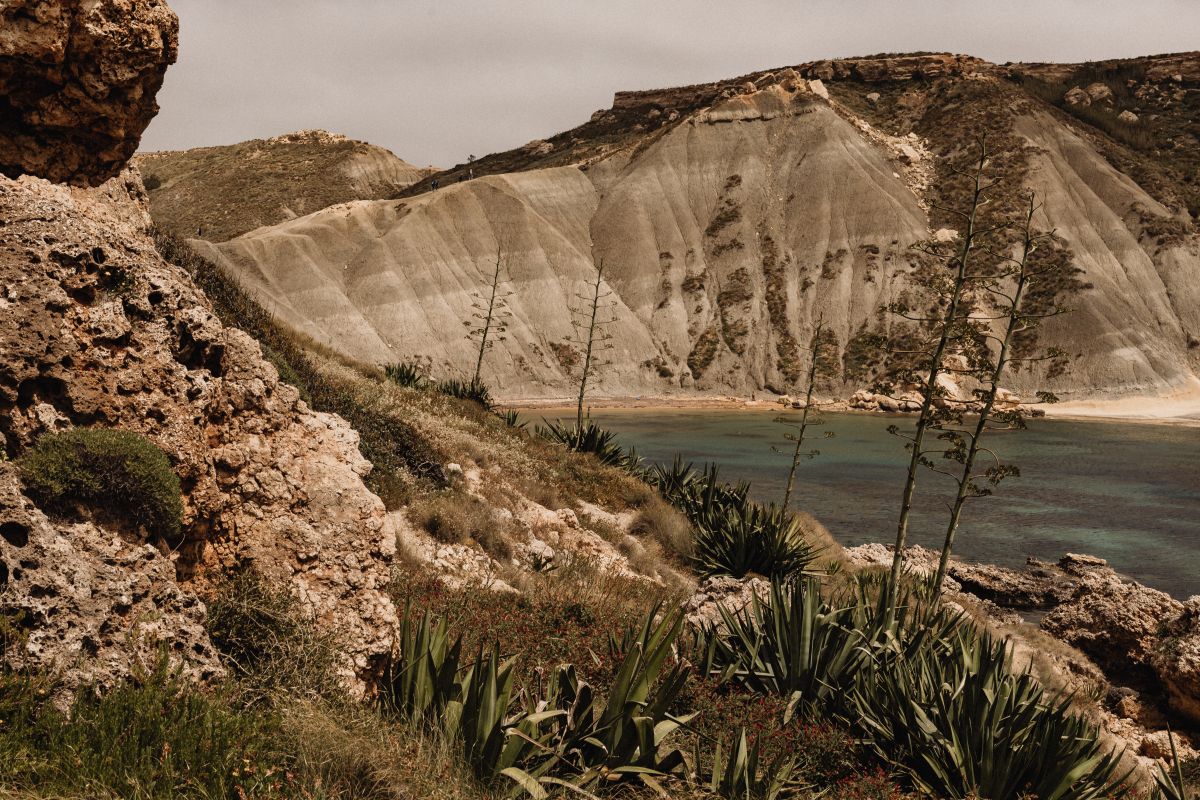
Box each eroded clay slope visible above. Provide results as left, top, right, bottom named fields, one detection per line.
left=187, top=56, right=1200, bottom=403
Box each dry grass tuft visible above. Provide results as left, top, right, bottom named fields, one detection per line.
left=629, top=495, right=695, bottom=563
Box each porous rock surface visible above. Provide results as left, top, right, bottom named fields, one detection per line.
left=1152, top=598, right=1200, bottom=723
left=0, top=463, right=221, bottom=689
left=0, top=0, right=178, bottom=185
left=0, top=171, right=397, bottom=689
left=1042, top=557, right=1183, bottom=681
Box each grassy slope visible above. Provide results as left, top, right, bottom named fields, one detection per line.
left=137, top=135, right=431, bottom=242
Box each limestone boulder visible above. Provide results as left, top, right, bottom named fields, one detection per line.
left=0, top=171, right=398, bottom=690
left=1042, top=559, right=1182, bottom=682
left=685, top=575, right=770, bottom=630
left=1152, top=597, right=1200, bottom=723
left=0, top=0, right=178, bottom=185
left=1064, top=86, right=1091, bottom=107
left=1085, top=82, right=1115, bottom=106
left=0, top=464, right=222, bottom=692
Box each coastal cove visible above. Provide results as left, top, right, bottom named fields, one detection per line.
left=527, top=408, right=1200, bottom=599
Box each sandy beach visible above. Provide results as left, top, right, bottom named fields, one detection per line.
left=513, top=388, right=1200, bottom=428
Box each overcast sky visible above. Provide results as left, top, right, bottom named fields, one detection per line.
left=140, top=1, right=1199, bottom=168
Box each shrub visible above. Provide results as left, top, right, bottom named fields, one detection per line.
left=629, top=495, right=695, bottom=562
left=204, top=570, right=342, bottom=705
left=18, top=428, right=182, bottom=544
left=688, top=327, right=722, bottom=379
left=0, top=654, right=290, bottom=799
left=408, top=491, right=513, bottom=560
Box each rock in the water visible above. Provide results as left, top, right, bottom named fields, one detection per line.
left=0, top=0, right=179, bottom=185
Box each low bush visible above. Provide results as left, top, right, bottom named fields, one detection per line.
left=18, top=428, right=183, bottom=545
left=628, top=494, right=696, bottom=563
left=408, top=491, right=513, bottom=560
left=204, top=570, right=342, bottom=705
left=0, top=654, right=291, bottom=799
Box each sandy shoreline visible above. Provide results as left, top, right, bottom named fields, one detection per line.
left=512, top=393, right=1200, bottom=428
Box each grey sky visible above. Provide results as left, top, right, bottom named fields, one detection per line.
left=140, top=0, right=1199, bottom=169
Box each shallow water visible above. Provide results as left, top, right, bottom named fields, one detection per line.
left=533, top=409, right=1200, bottom=599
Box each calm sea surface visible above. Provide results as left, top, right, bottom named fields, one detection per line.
left=529, top=409, right=1200, bottom=599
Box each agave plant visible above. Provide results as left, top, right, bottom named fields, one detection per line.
left=497, top=408, right=527, bottom=429
left=384, top=361, right=428, bottom=389
left=436, top=376, right=494, bottom=410
left=847, top=627, right=1131, bottom=800
left=648, top=459, right=817, bottom=579
left=697, top=727, right=801, bottom=800
left=698, top=576, right=870, bottom=708
left=444, top=645, right=564, bottom=788
left=691, top=503, right=819, bottom=579
left=386, top=605, right=696, bottom=798
left=538, top=606, right=694, bottom=789
left=1155, top=729, right=1191, bottom=800
left=381, top=606, right=465, bottom=722
left=535, top=419, right=641, bottom=471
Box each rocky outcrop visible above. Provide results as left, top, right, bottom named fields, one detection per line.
left=1042, top=558, right=1182, bottom=683
left=0, top=0, right=179, bottom=185
left=1153, top=598, right=1200, bottom=723
left=0, top=463, right=222, bottom=691
left=685, top=575, right=769, bottom=630
left=0, top=171, right=397, bottom=689
left=802, top=53, right=989, bottom=83
left=947, top=558, right=1076, bottom=609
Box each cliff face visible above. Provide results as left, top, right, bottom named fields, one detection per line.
left=0, top=171, right=399, bottom=690
left=0, top=0, right=178, bottom=185
left=186, top=53, right=1200, bottom=403
left=0, top=5, right=401, bottom=688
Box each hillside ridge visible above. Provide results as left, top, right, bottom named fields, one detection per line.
left=178, top=49, right=1200, bottom=407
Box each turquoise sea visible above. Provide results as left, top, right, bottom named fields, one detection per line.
left=534, top=409, right=1200, bottom=599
